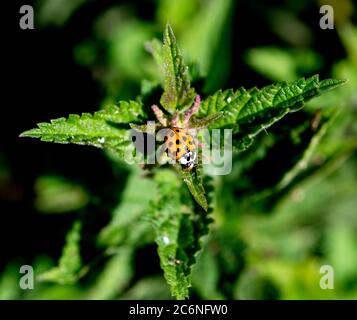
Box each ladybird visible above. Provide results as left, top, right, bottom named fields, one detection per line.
left=163, top=127, right=197, bottom=169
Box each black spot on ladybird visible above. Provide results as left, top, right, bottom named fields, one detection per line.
left=164, top=136, right=168, bottom=142
left=176, top=139, right=180, bottom=144
left=177, top=148, right=180, bottom=153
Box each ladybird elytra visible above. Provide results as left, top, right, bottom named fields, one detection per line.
left=162, top=127, right=197, bottom=169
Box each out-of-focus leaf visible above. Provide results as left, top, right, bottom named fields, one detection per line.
left=98, top=169, right=157, bottom=247
left=326, top=223, right=357, bottom=284
left=268, top=9, right=313, bottom=47
left=157, top=0, right=198, bottom=33
left=0, top=263, right=22, bottom=300
left=307, top=25, right=357, bottom=111
left=37, top=0, right=86, bottom=27
left=182, top=0, right=233, bottom=81
left=25, top=285, right=84, bottom=300
left=233, top=269, right=279, bottom=300
left=23, top=256, right=84, bottom=300
left=255, top=259, right=344, bottom=299
left=38, top=221, right=82, bottom=285
left=87, top=247, right=133, bottom=300
left=250, top=108, right=340, bottom=204
left=34, top=175, right=89, bottom=213
left=157, top=0, right=234, bottom=91
left=109, top=21, right=158, bottom=82
left=121, top=276, right=171, bottom=300
left=245, top=47, right=322, bottom=81
left=145, top=38, right=164, bottom=85
left=275, top=109, right=338, bottom=190
left=338, top=23, right=357, bottom=63
left=191, top=247, right=225, bottom=299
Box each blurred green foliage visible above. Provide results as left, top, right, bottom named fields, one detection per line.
left=2, top=0, right=357, bottom=300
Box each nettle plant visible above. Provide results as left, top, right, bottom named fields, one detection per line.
left=21, top=25, right=345, bottom=299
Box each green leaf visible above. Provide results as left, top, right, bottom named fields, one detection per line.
left=145, top=38, right=164, bottom=84
left=98, top=168, right=157, bottom=247
left=157, top=0, right=234, bottom=91
left=244, top=47, right=322, bottom=81
left=198, top=75, right=346, bottom=151
left=121, top=276, right=171, bottom=300
left=19, top=101, right=145, bottom=157
left=0, top=263, right=22, bottom=300
left=326, top=223, right=357, bottom=283
left=96, top=100, right=147, bottom=124
left=190, top=112, right=223, bottom=128
left=180, top=0, right=234, bottom=92
left=34, top=175, right=89, bottom=214
left=276, top=109, right=339, bottom=190
left=87, top=247, right=133, bottom=300
left=160, top=24, right=195, bottom=113
left=148, top=170, right=212, bottom=299
left=176, top=161, right=208, bottom=211
left=38, top=221, right=82, bottom=285
left=191, top=246, right=225, bottom=299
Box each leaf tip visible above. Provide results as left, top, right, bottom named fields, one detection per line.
left=19, top=129, right=40, bottom=138
left=163, top=23, right=176, bottom=44
left=319, top=77, right=348, bottom=92
left=201, top=201, right=208, bottom=212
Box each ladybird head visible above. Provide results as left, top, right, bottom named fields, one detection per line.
left=179, top=150, right=197, bottom=169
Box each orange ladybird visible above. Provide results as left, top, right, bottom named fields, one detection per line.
left=163, top=127, right=197, bottom=169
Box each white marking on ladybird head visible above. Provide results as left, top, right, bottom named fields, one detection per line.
left=179, top=151, right=197, bottom=169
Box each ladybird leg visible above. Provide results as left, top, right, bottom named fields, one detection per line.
left=151, top=104, right=168, bottom=127
left=183, top=95, right=201, bottom=126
